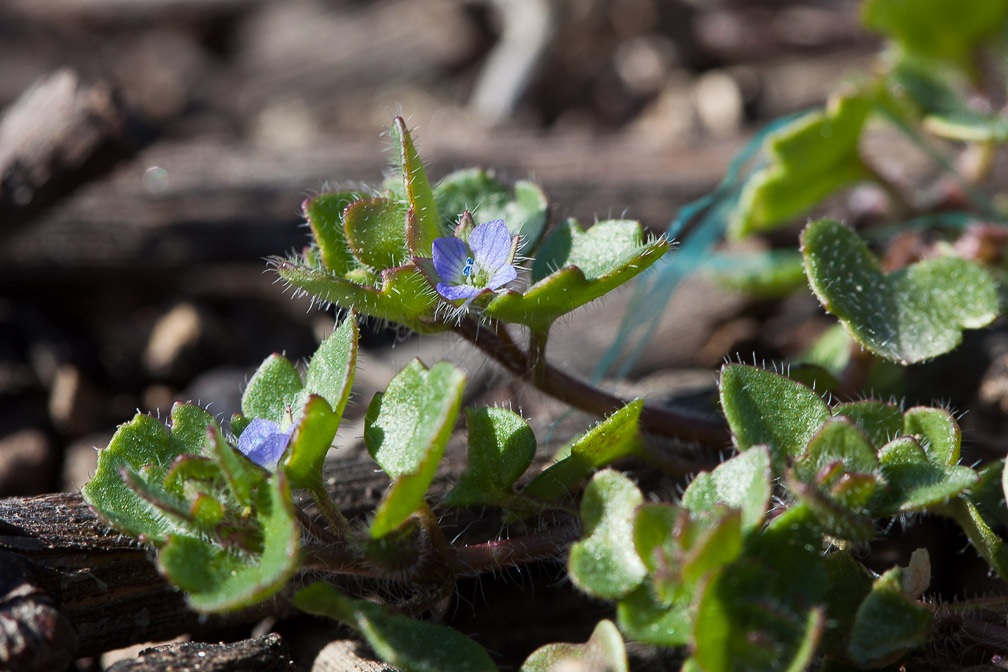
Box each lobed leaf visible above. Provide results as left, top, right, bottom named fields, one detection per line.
left=521, top=620, right=627, bottom=672
left=730, top=94, right=871, bottom=237
left=276, top=260, right=444, bottom=333
left=158, top=474, right=300, bottom=611
left=303, top=191, right=360, bottom=275
left=486, top=220, right=668, bottom=332
left=832, top=401, right=903, bottom=449
left=281, top=395, right=340, bottom=490
left=902, top=406, right=960, bottom=466
left=83, top=403, right=218, bottom=544
left=862, top=0, right=1008, bottom=71
left=691, top=505, right=827, bottom=672
left=617, top=584, right=693, bottom=647
left=434, top=169, right=549, bottom=251
left=522, top=400, right=643, bottom=502
left=297, top=316, right=358, bottom=421
left=343, top=197, right=409, bottom=271
left=443, top=407, right=537, bottom=507
left=241, top=355, right=304, bottom=428
left=681, top=446, right=772, bottom=535
left=719, top=364, right=830, bottom=468
left=392, top=117, right=443, bottom=257
left=365, top=360, right=466, bottom=537
left=802, top=218, right=999, bottom=365
left=846, top=567, right=933, bottom=668
left=874, top=460, right=978, bottom=514
left=796, top=418, right=879, bottom=484
left=568, top=470, right=647, bottom=599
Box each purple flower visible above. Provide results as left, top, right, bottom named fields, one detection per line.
left=432, top=220, right=517, bottom=302
left=237, top=418, right=292, bottom=469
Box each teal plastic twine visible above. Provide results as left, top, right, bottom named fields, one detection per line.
left=594, top=112, right=807, bottom=381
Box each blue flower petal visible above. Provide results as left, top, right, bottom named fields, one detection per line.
left=432, top=237, right=470, bottom=283
left=469, top=220, right=512, bottom=272
left=238, top=418, right=290, bottom=469
left=436, top=282, right=483, bottom=301
left=487, top=263, right=517, bottom=290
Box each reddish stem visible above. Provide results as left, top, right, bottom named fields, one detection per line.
left=453, top=318, right=728, bottom=447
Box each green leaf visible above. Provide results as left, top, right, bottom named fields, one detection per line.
left=365, top=360, right=466, bottom=537
left=862, top=0, right=1008, bottom=71
left=719, top=364, right=830, bottom=468
left=887, top=60, right=1008, bottom=141
left=568, top=470, right=647, bottom=599
left=393, top=117, right=443, bottom=257
left=832, top=401, right=903, bottom=449
left=443, top=407, right=537, bottom=507
left=159, top=474, right=300, bottom=611
left=787, top=474, right=876, bottom=543
left=681, top=446, right=772, bottom=535
left=119, top=464, right=193, bottom=527
left=678, top=509, right=744, bottom=587
left=521, top=620, right=627, bottom=672
left=731, top=94, right=871, bottom=237
left=434, top=170, right=549, bottom=251
left=692, top=506, right=827, bottom=672
left=617, top=583, right=693, bottom=647
left=241, top=355, right=304, bottom=427
left=523, top=400, right=643, bottom=502
left=276, top=260, right=443, bottom=333
left=294, top=582, right=498, bottom=672
left=296, top=316, right=358, bottom=424
left=486, top=220, right=668, bottom=331
left=633, top=504, right=682, bottom=574
left=83, top=403, right=218, bottom=543
left=796, top=417, right=879, bottom=483
left=877, top=436, right=928, bottom=465
left=802, top=218, right=999, bottom=364
left=821, top=551, right=875, bottom=658
left=847, top=567, right=933, bottom=668
left=209, top=426, right=263, bottom=508
left=433, top=168, right=508, bottom=226
left=902, top=406, right=961, bottom=466
left=874, top=459, right=979, bottom=514
left=938, top=498, right=1008, bottom=580
left=708, top=249, right=809, bottom=298
left=281, top=396, right=340, bottom=490
left=343, top=197, right=409, bottom=270
left=303, top=192, right=360, bottom=275
left=498, top=181, right=549, bottom=251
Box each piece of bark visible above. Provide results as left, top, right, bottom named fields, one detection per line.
left=0, top=447, right=452, bottom=661
left=105, top=633, right=294, bottom=672
left=0, top=491, right=248, bottom=659
left=0, top=69, right=132, bottom=231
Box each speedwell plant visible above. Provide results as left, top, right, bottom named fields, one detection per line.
left=84, top=2, right=1008, bottom=668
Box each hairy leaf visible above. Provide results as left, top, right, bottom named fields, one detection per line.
left=803, top=218, right=998, bottom=364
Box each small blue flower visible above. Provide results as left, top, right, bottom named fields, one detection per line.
left=237, top=418, right=292, bottom=469
left=432, top=220, right=517, bottom=302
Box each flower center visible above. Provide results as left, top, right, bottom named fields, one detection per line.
left=461, top=256, right=491, bottom=288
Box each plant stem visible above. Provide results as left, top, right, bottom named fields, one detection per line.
left=309, top=483, right=351, bottom=539
left=454, top=318, right=728, bottom=447
left=454, top=513, right=580, bottom=577
left=303, top=514, right=581, bottom=585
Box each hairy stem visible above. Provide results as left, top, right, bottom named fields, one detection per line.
left=309, top=483, right=351, bottom=539
left=454, top=514, right=581, bottom=577
left=455, top=318, right=728, bottom=447
left=303, top=514, right=580, bottom=585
